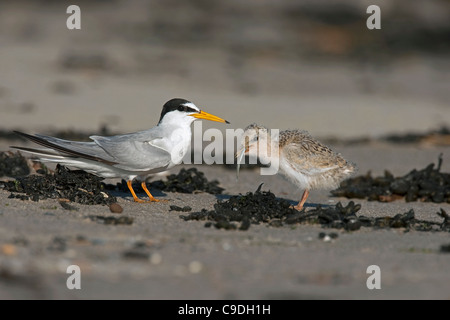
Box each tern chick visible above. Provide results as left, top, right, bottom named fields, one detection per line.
left=12, top=98, right=229, bottom=203
left=237, top=123, right=356, bottom=210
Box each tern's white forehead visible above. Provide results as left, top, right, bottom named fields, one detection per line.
left=182, top=102, right=200, bottom=112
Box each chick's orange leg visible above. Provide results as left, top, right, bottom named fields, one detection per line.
left=294, top=189, right=309, bottom=211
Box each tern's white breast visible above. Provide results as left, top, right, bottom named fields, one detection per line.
left=167, top=126, right=192, bottom=165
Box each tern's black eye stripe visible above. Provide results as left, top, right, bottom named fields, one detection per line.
left=178, top=105, right=197, bottom=113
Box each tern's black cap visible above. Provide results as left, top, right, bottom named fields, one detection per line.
left=159, top=98, right=198, bottom=123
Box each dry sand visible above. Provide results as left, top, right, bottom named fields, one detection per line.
left=1, top=145, right=449, bottom=300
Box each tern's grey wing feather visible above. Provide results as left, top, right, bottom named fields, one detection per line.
left=14, top=131, right=117, bottom=165
left=90, top=131, right=172, bottom=171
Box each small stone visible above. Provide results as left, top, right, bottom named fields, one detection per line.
left=109, top=203, right=123, bottom=213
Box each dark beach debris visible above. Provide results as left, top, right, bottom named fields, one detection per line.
left=47, top=236, right=67, bottom=252
left=149, top=168, right=224, bottom=194
left=319, top=232, right=339, bottom=242
left=1, top=164, right=117, bottom=205
left=122, top=250, right=150, bottom=260
left=180, top=185, right=450, bottom=232
left=8, top=193, right=30, bottom=201
left=437, top=208, right=450, bottom=231
left=75, top=234, right=89, bottom=244
left=440, top=244, right=450, bottom=253
left=382, top=126, right=450, bottom=146
left=88, top=215, right=134, bottom=225
left=0, top=130, right=29, bottom=142
left=170, top=205, right=192, bottom=212
left=59, top=200, right=79, bottom=211
left=321, top=126, right=450, bottom=146
left=331, top=154, right=450, bottom=203
left=0, top=151, right=30, bottom=177
left=122, top=241, right=152, bottom=260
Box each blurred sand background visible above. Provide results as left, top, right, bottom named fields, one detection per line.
left=0, top=0, right=450, bottom=300
left=1, top=0, right=449, bottom=140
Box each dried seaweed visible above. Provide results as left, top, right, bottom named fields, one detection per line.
left=0, top=151, right=30, bottom=177
left=149, top=168, right=224, bottom=194
left=1, top=164, right=116, bottom=205
left=332, top=155, right=450, bottom=203
left=181, top=185, right=450, bottom=232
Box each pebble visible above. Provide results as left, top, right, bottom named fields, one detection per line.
left=109, top=203, right=123, bottom=213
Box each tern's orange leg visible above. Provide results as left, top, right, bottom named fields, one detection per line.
left=294, top=189, right=309, bottom=211
left=126, top=180, right=161, bottom=203
left=141, top=181, right=160, bottom=202
left=127, top=180, right=146, bottom=203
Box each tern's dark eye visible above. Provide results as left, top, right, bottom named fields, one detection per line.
left=178, top=105, right=186, bottom=112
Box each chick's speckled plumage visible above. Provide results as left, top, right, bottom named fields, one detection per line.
left=278, top=129, right=356, bottom=190
left=238, top=123, right=357, bottom=210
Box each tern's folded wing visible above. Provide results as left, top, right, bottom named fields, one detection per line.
left=90, top=135, right=172, bottom=172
